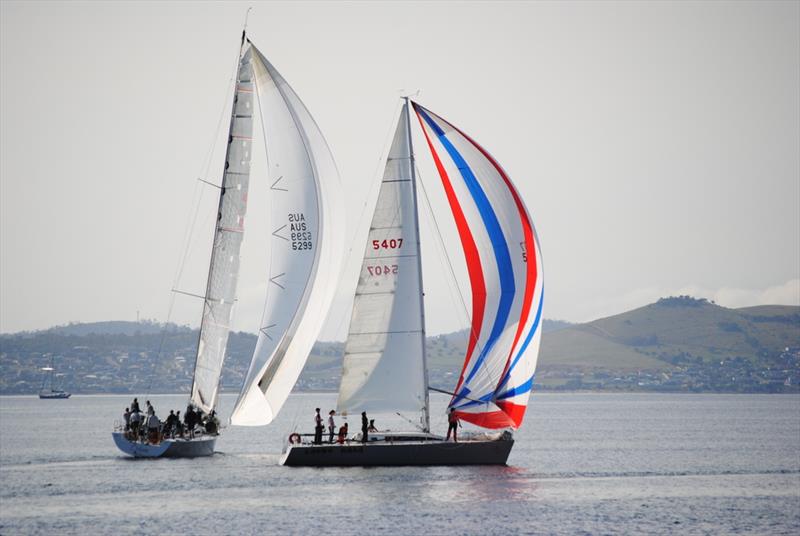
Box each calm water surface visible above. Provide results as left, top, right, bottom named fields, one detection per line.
left=1, top=393, right=798, bottom=535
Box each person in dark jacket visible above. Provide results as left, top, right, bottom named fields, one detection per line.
left=313, top=408, right=323, bottom=445
left=361, top=411, right=369, bottom=443
left=185, top=405, right=197, bottom=439
left=164, top=410, right=178, bottom=438
left=446, top=408, right=461, bottom=442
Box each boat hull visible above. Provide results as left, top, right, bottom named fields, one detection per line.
left=39, top=392, right=71, bottom=399
left=279, top=438, right=513, bottom=467
left=112, top=432, right=216, bottom=458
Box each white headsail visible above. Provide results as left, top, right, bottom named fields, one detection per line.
left=336, top=102, right=429, bottom=429
left=230, top=43, right=343, bottom=426
left=190, top=45, right=254, bottom=415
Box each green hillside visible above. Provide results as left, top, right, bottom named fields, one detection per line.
left=541, top=296, right=799, bottom=369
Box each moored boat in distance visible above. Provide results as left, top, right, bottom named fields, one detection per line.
left=280, top=98, right=543, bottom=466
left=39, top=389, right=71, bottom=400
left=39, top=358, right=70, bottom=399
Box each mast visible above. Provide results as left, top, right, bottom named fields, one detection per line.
left=188, top=34, right=254, bottom=414
left=405, top=97, right=430, bottom=433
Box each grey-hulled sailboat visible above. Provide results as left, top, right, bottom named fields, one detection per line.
left=280, top=98, right=544, bottom=466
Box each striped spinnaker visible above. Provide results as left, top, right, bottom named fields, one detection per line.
left=413, top=103, right=543, bottom=429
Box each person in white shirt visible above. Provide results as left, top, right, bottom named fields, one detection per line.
left=129, top=409, right=142, bottom=441
left=147, top=412, right=160, bottom=444
left=327, top=410, right=336, bottom=444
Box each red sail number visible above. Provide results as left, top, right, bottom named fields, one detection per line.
left=366, top=264, right=399, bottom=276
left=372, top=238, right=403, bottom=250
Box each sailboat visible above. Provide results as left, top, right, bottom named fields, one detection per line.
left=39, top=356, right=71, bottom=399
left=112, top=30, right=343, bottom=458
left=279, top=99, right=543, bottom=466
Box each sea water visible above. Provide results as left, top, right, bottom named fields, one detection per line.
left=1, top=393, right=798, bottom=535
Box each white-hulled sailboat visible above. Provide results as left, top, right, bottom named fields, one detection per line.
left=112, top=30, right=343, bottom=458
left=39, top=356, right=71, bottom=399
left=279, top=99, right=543, bottom=466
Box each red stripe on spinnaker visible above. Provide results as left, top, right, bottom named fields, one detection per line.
left=413, top=104, right=486, bottom=398
left=454, top=400, right=527, bottom=429
left=442, top=114, right=538, bottom=395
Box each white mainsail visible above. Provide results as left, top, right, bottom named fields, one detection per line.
left=190, top=45, right=254, bottom=415
left=230, top=43, right=344, bottom=426
left=336, top=102, right=429, bottom=429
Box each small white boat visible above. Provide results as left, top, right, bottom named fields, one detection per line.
left=38, top=358, right=70, bottom=399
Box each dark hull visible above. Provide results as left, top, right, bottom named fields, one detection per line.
left=39, top=392, right=71, bottom=399
left=280, top=439, right=513, bottom=467
left=112, top=432, right=216, bottom=458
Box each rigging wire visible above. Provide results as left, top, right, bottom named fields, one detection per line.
left=142, top=40, right=243, bottom=404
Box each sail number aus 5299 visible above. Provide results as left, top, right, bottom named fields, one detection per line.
left=366, top=264, right=398, bottom=276
left=372, top=238, right=403, bottom=250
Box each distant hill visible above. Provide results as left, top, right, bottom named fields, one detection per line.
left=43, top=321, right=193, bottom=337
left=534, top=297, right=799, bottom=391
left=540, top=297, right=799, bottom=370
left=0, top=300, right=797, bottom=394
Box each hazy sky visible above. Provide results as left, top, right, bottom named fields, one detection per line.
left=1, top=1, right=798, bottom=339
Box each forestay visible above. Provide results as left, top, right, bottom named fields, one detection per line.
left=336, top=103, right=429, bottom=428
left=190, top=46, right=254, bottom=415
left=230, top=43, right=343, bottom=426
left=413, top=102, right=544, bottom=430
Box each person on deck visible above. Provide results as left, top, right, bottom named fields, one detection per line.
left=313, top=408, right=323, bottom=445
left=337, top=422, right=348, bottom=444
left=185, top=405, right=197, bottom=439
left=146, top=400, right=153, bottom=416
left=146, top=412, right=160, bottom=444
left=361, top=411, right=369, bottom=443
left=131, top=398, right=140, bottom=413
left=205, top=410, right=219, bottom=435
left=123, top=407, right=131, bottom=432
left=175, top=410, right=183, bottom=437
left=368, top=419, right=378, bottom=433
left=129, top=409, right=141, bottom=440
left=164, top=410, right=177, bottom=438
left=446, top=408, right=461, bottom=443
left=327, top=410, right=336, bottom=444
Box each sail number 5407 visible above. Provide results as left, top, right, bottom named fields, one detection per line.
left=366, top=264, right=398, bottom=276
left=372, top=238, right=403, bottom=250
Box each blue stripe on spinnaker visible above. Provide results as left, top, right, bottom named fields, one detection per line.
left=496, top=373, right=536, bottom=400
left=417, top=107, right=516, bottom=388
left=496, top=288, right=544, bottom=393
left=452, top=391, right=495, bottom=410
left=450, top=385, right=472, bottom=407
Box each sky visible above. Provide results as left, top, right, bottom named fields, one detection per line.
left=1, top=1, right=798, bottom=339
